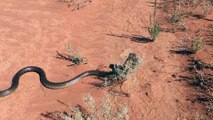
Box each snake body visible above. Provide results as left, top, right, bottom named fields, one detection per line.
left=0, top=66, right=105, bottom=97
left=0, top=53, right=139, bottom=97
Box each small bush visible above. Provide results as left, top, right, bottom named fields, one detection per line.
left=148, top=0, right=160, bottom=41
left=62, top=95, right=129, bottom=120
left=100, top=53, right=141, bottom=87
left=177, top=35, right=205, bottom=54
left=169, top=0, right=184, bottom=24
left=56, top=42, right=87, bottom=66
left=148, top=15, right=160, bottom=41
left=200, top=0, right=212, bottom=18
left=191, top=37, right=205, bottom=53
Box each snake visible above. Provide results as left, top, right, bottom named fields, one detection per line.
left=0, top=53, right=139, bottom=97
left=0, top=66, right=107, bottom=97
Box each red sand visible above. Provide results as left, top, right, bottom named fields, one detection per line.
left=0, top=0, right=211, bottom=119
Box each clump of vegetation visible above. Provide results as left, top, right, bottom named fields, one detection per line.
left=66, top=42, right=87, bottom=65
left=199, top=24, right=213, bottom=46
left=178, top=59, right=213, bottom=119
left=191, top=37, right=205, bottom=53
left=200, top=0, right=212, bottom=18
left=173, top=35, right=205, bottom=54
left=169, top=0, right=185, bottom=24
left=42, top=95, right=129, bottom=120
left=191, top=59, right=213, bottom=117
left=188, top=0, right=212, bottom=19
left=100, top=53, right=141, bottom=86
left=56, top=42, right=87, bottom=66
left=81, top=95, right=129, bottom=120
left=157, top=0, right=187, bottom=33
left=148, top=0, right=160, bottom=41
left=160, top=0, right=212, bottom=32
left=148, top=15, right=160, bottom=41
left=63, top=0, right=92, bottom=11
left=179, top=0, right=212, bottom=19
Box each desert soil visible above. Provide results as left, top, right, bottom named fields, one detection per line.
left=0, top=0, right=212, bottom=120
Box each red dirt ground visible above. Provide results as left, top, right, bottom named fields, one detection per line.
left=0, top=0, right=212, bottom=120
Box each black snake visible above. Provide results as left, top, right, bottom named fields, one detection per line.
left=0, top=53, right=139, bottom=97
left=0, top=66, right=108, bottom=97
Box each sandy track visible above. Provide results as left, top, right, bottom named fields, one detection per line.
left=0, top=0, right=204, bottom=119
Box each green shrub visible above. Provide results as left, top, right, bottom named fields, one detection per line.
left=148, top=0, right=160, bottom=41
left=191, top=37, right=204, bottom=53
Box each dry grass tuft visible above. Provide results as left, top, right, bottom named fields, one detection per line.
left=62, top=0, right=92, bottom=11
left=56, top=42, right=87, bottom=66
left=42, top=95, right=129, bottom=120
